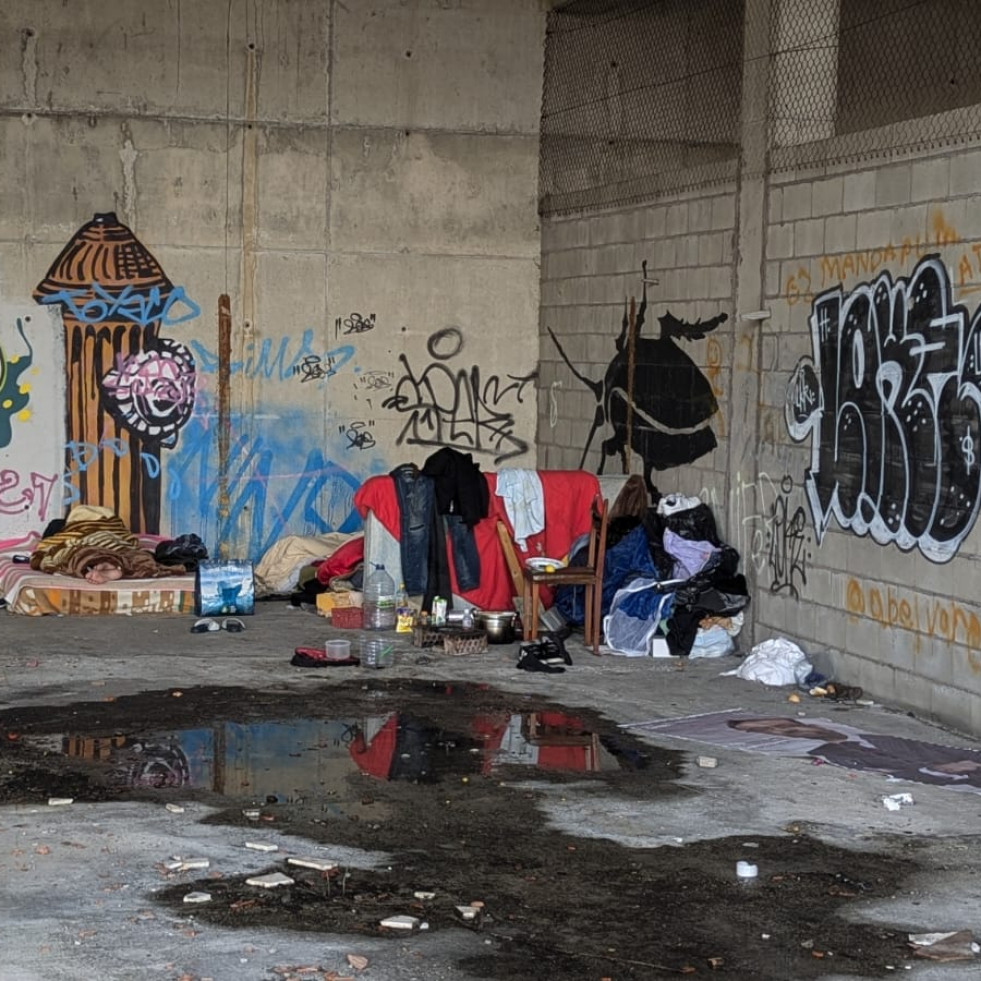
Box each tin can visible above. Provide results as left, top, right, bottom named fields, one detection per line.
left=432, top=596, right=448, bottom=627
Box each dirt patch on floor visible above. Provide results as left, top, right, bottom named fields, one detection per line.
left=0, top=681, right=916, bottom=978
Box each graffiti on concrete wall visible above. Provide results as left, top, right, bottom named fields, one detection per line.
left=33, top=213, right=198, bottom=534
left=190, top=329, right=355, bottom=386
left=701, top=471, right=811, bottom=598
left=550, top=265, right=727, bottom=489
left=846, top=577, right=981, bottom=653
left=787, top=254, right=981, bottom=564
left=166, top=394, right=363, bottom=560
left=0, top=305, right=65, bottom=535
left=383, top=326, right=536, bottom=464
left=0, top=318, right=35, bottom=449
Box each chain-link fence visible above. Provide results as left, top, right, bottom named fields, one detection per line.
left=539, top=0, right=746, bottom=215
left=770, top=0, right=981, bottom=170
left=540, top=0, right=981, bottom=213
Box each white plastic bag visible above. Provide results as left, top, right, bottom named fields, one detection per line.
left=603, top=577, right=674, bottom=657
left=720, top=637, right=812, bottom=686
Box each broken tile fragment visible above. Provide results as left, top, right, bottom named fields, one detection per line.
left=246, top=872, right=294, bottom=889
left=287, top=856, right=338, bottom=871
left=48, top=798, right=73, bottom=806
left=165, top=803, right=185, bottom=814
left=456, top=905, right=479, bottom=920
left=164, top=857, right=211, bottom=872
left=696, top=756, right=718, bottom=768
left=245, top=841, right=278, bottom=853
left=413, top=890, right=436, bottom=900
left=183, top=891, right=212, bottom=904
left=379, top=914, right=419, bottom=930
left=346, top=953, right=369, bottom=970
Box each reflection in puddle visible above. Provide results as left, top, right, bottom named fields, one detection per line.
left=40, top=710, right=635, bottom=807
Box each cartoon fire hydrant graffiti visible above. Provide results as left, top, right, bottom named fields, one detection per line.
left=33, top=212, right=199, bottom=533
left=549, top=265, right=727, bottom=489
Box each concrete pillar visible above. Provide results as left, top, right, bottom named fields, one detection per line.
left=727, top=0, right=773, bottom=641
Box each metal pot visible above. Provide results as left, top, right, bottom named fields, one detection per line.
left=475, top=610, right=516, bottom=644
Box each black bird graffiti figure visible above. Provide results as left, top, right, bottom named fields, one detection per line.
left=549, top=266, right=727, bottom=491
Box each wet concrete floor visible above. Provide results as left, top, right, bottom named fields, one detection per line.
left=0, top=679, right=927, bottom=979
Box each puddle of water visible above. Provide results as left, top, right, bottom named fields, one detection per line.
left=0, top=682, right=920, bottom=979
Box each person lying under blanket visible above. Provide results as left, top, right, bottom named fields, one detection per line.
left=30, top=505, right=186, bottom=584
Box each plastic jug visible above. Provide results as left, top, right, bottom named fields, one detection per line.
left=363, top=563, right=397, bottom=630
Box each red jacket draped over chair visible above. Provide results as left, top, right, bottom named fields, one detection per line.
left=353, top=470, right=600, bottom=611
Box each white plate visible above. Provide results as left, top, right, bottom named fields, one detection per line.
left=525, top=557, right=565, bottom=572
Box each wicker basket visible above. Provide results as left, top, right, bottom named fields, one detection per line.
left=411, top=625, right=487, bottom=655
left=442, top=629, right=488, bottom=656
left=331, top=606, right=364, bottom=629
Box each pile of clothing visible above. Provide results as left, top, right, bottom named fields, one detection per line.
left=554, top=479, right=750, bottom=657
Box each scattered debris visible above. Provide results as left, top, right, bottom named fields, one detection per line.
left=245, top=841, right=278, bottom=853
left=456, top=905, right=479, bottom=920
left=346, top=953, right=369, bottom=970
left=165, top=803, right=185, bottom=814
left=183, top=892, right=212, bottom=904
left=246, top=872, right=294, bottom=889
left=735, top=861, right=758, bottom=880
left=909, top=930, right=979, bottom=961
left=287, top=857, right=338, bottom=872
left=48, top=797, right=73, bottom=806
left=882, top=793, right=914, bottom=811
left=379, top=914, right=419, bottom=930
left=696, top=756, right=718, bottom=768
left=242, top=809, right=261, bottom=820
left=413, top=890, right=436, bottom=900
left=164, top=858, right=210, bottom=872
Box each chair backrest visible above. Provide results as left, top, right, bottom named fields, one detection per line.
left=587, top=496, right=610, bottom=582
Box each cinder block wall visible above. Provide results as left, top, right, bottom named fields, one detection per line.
left=762, top=154, right=981, bottom=735
left=538, top=0, right=981, bottom=736
left=0, top=0, right=545, bottom=558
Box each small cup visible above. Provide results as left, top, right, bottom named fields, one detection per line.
left=736, top=860, right=758, bottom=879
left=325, top=639, right=351, bottom=661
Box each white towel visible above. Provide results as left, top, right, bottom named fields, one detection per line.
left=495, top=469, right=545, bottom=550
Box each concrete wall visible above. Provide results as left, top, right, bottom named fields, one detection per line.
left=0, top=0, right=545, bottom=559
left=538, top=0, right=981, bottom=736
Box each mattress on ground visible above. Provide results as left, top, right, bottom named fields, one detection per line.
left=0, top=533, right=197, bottom=616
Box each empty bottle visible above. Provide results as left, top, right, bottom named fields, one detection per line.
left=363, top=563, right=397, bottom=630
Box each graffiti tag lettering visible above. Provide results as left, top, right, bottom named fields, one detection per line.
left=0, top=469, right=60, bottom=521
left=787, top=254, right=981, bottom=563
left=37, top=281, right=201, bottom=327
left=341, top=421, right=376, bottom=451
left=383, top=327, right=535, bottom=464
left=766, top=476, right=810, bottom=599
left=335, top=313, right=376, bottom=336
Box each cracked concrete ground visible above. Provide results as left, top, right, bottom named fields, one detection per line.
left=1, top=605, right=980, bottom=980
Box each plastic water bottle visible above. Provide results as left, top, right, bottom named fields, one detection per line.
left=363, top=563, right=397, bottom=630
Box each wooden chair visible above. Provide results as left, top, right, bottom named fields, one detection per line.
left=522, top=496, right=609, bottom=655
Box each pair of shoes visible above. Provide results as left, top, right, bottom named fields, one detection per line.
left=291, top=647, right=360, bottom=668
left=517, top=643, right=566, bottom=673
left=190, top=617, right=246, bottom=634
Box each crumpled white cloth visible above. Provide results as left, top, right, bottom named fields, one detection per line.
left=495, top=468, right=545, bottom=550
left=721, top=637, right=813, bottom=687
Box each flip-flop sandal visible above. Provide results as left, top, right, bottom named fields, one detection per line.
left=191, top=618, right=220, bottom=633
left=291, top=648, right=360, bottom=668
left=222, top=617, right=246, bottom=633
